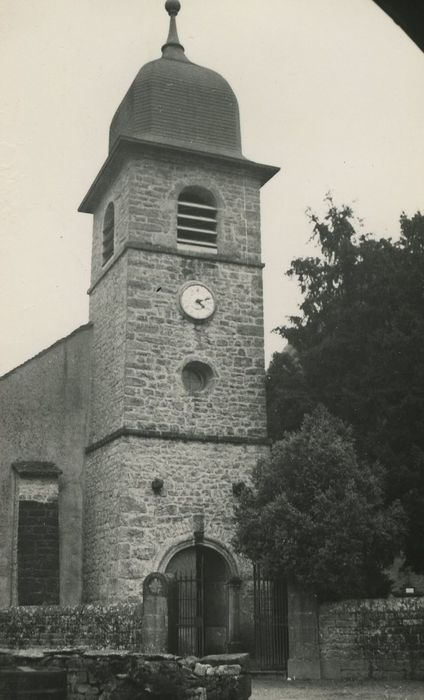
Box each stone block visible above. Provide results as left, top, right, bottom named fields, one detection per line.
left=179, top=656, right=198, bottom=669
left=194, top=662, right=210, bottom=676
left=216, top=664, right=241, bottom=676
left=200, top=653, right=249, bottom=670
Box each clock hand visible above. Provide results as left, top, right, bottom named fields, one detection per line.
left=195, top=298, right=205, bottom=308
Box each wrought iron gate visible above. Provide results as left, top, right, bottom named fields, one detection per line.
left=169, top=573, right=230, bottom=656
left=169, top=573, right=204, bottom=656
left=253, top=567, right=289, bottom=671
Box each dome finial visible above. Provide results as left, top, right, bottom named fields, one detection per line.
left=162, top=0, right=188, bottom=61
left=165, top=0, right=181, bottom=17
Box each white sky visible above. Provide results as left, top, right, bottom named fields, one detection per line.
left=0, top=0, right=423, bottom=376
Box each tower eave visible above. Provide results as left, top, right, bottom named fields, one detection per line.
left=78, top=137, right=280, bottom=214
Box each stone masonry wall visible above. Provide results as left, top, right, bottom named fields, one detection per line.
left=319, top=597, right=424, bottom=680
left=84, top=437, right=268, bottom=600
left=88, top=250, right=267, bottom=445
left=0, top=649, right=251, bottom=700
left=124, top=249, right=267, bottom=439
left=83, top=439, right=124, bottom=602
left=0, top=604, right=143, bottom=650
left=83, top=436, right=268, bottom=650
left=125, top=150, right=262, bottom=264
left=90, top=158, right=132, bottom=283
left=87, top=149, right=267, bottom=445
left=84, top=144, right=269, bottom=657
left=90, top=149, right=263, bottom=284
left=88, top=256, right=128, bottom=442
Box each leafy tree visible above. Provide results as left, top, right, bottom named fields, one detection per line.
left=234, top=406, right=405, bottom=601
left=267, top=200, right=424, bottom=572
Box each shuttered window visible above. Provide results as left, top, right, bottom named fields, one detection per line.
left=102, top=202, right=115, bottom=264
left=177, top=188, right=217, bottom=252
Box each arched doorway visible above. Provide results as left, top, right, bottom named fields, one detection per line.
left=166, top=544, right=230, bottom=656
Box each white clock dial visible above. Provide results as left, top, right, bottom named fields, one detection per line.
left=179, top=282, right=216, bottom=320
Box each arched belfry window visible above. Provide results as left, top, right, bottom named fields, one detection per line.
left=102, top=202, right=115, bottom=264
left=177, top=187, right=217, bottom=252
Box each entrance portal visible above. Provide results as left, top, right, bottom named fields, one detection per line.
left=166, top=545, right=229, bottom=656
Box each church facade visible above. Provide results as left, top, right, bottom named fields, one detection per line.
left=0, top=1, right=279, bottom=656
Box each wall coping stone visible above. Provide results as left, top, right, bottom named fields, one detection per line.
left=320, top=596, right=424, bottom=611
left=0, top=649, right=250, bottom=665
left=200, top=653, right=250, bottom=669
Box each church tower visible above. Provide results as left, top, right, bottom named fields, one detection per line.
left=79, top=1, right=278, bottom=653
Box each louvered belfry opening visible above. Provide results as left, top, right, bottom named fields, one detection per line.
left=102, top=202, right=115, bottom=264
left=177, top=187, right=217, bottom=252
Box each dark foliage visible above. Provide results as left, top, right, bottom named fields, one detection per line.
left=234, top=406, right=405, bottom=601
left=267, top=200, right=424, bottom=572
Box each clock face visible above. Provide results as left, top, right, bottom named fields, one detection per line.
left=179, top=282, right=216, bottom=320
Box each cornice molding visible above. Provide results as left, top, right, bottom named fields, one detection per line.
left=79, top=136, right=280, bottom=214
left=86, top=426, right=270, bottom=454
left=88, top=242, right=264, bottom=295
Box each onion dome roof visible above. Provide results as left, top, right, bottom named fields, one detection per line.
left=109, top=1, right=242, bottom=158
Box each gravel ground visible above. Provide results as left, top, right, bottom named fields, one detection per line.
left=251, top=678, right=424, bottom=699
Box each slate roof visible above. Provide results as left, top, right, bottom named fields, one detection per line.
left=109, top=4, right=242, bottom=158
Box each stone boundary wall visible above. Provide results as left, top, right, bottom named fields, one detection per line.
left=0, top=649, right=251, bottom=699
left=319, top=597, right=424, bottom=680
left=0, top=604, right=143, bottom=650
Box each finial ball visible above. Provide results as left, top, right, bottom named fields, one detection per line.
left=165, top=0, right=181, bottom=17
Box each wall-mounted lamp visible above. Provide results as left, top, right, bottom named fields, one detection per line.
left=151, top=477, right=164, bottom=494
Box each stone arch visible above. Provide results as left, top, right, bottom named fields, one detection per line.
left=155, top=535, right=239, bottom=578
left=156, top=537, right=241, bottom=656
left=172, top=179, right=225, bottom=213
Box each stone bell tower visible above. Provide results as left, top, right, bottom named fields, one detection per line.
left=79, top=0, right=278, bottom=652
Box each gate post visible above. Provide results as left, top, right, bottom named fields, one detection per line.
left=287, top=581, right=321, bottom=679
left=141, top=572, right=172, bottom=653
left=228, top=576, right=242, bottom=652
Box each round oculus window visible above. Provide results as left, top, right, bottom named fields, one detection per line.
left=182, top=361, right=214, bottom=393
